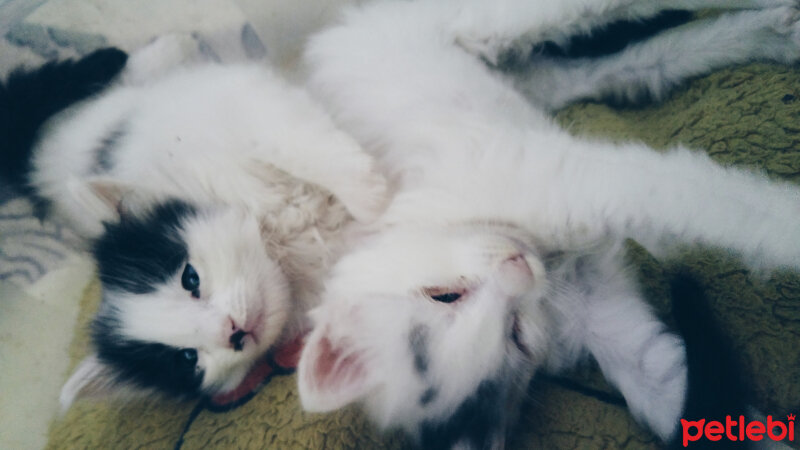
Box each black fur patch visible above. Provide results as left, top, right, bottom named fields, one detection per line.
left=92, top=309, right=204, bottom=398
left=419, top=380, right=505, bottom=450
left=0, top=48, right=127, bottom=201
left=499, top=10, right=693, bottom=79
left=93, top=200, right=196, bottom=294
left=90, top=200, right=205, bottom=397
left=409, top=324, right=430, bottom=376
left=419, top=387, right=438, bottom=406
left=536, top=10, right=693, bottom=59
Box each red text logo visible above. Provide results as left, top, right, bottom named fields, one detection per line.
left=681, top=414, right=795, bottom=447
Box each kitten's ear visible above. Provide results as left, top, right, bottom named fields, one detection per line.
left=66, top=177, right=132, bottom=223
left=297, top=326, right=376, bottom=412
left=59, top=354, right=121, bottom=412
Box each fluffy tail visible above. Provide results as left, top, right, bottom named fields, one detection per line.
left=669, top=273, right=750, bottom=449
left=0, top=48, right=128, bottom=196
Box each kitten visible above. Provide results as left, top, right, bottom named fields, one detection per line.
left=0, top=36, right=388, bottom=407
left=296, top=0, right=800, bottom=448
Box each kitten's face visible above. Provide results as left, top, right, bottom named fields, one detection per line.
left=298, top=224, right=551, bottom=448
left=68, top=201, right=289, bottom=402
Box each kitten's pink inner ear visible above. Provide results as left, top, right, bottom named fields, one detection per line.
left=299, top=333, right=371, bottom=412
left=313, top=337, right=365, bottom=389
left=88, top=179, right=127, bottom=210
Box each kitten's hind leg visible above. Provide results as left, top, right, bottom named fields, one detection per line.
left=513, top=6, right=800, bottom=110
left=449, top=0, right=794, bottom=65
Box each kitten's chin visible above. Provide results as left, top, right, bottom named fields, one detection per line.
left=207, top=358, right=267, bottom=403
left=208, top=362, right=252, bottom=395
left=208, top=335, right=304, bottom=406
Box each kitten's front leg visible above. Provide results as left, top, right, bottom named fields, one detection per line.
left=547, top=252, right=687, bottom=441
left=250, top=129, right=389, bottom=224
left=316, top=143, right=390, bottom=224
left=586, top=296, right=687, bottom=441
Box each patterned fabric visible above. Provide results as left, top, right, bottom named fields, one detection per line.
left=0, top=197, right=81, bottom=285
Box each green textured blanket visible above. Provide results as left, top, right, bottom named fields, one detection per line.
left=48, top=63, right=800, bottom=449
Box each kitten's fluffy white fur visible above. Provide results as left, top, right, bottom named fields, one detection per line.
left=28, top=36, right=388, bottom=408
left=296, top=0, right=800, bottom=447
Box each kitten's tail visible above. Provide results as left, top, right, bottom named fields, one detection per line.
left=0, top=48, right=127, bottom=196
left=668, top=273, right=751, bottom=449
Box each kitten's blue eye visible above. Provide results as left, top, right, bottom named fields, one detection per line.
left=181, top=263, right=200, bottom=298
left=177, top=348, right=197, bottom=367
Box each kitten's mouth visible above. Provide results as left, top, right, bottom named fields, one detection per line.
left=210, top=334, right=304, bottom=408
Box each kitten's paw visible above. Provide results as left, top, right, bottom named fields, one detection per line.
left=784, top=7, right=800, bottom=49
left=450, top=8, right=541, bottom=66
left=455, top=33, right=514, bottom=66
left=755, top=0, right=798, bottom=8
left=336, top=169, right=390, bottom=224
left=751, top=6, right=800, bottom=63
left=123, top=33, right=217, bottom=83
left=636, top=334, right=687, bottom=440
left=454, top=27, right=540, bottom=67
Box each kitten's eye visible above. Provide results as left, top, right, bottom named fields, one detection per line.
left=181, top=263, right=200, bottom=298
left=424, top=287, right=465, bottom=303
left=431, top=292, right=462, bottom=303
left=177, top=348, right=197, bottom=367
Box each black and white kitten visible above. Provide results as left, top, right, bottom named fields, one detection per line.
left=1, top=36, right=388, bottom=407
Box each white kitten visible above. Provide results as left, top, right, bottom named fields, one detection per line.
left=297, top=0, right=800, bottom=447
